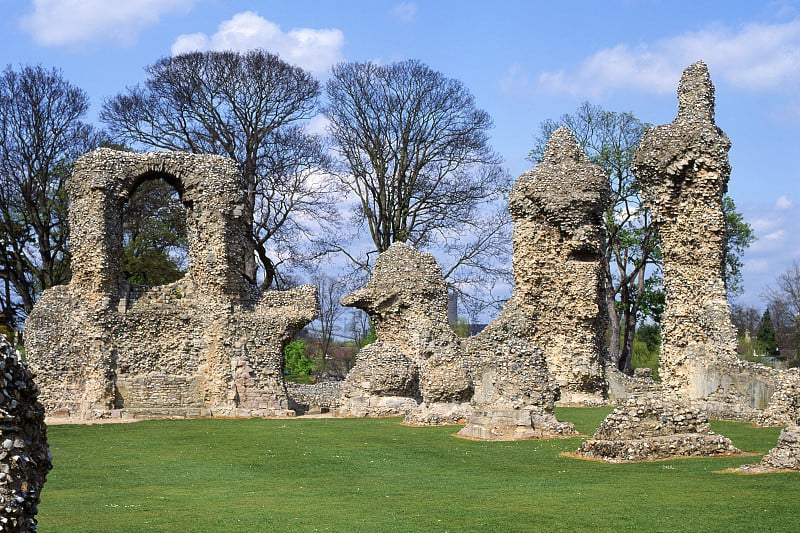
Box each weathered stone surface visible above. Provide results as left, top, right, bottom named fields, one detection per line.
left=337, top=243, right=471, bottom=421
left=750, top=424, right=800, bottom=471
left=577, top=396, right=740, bottom=462
left=286, top=381, right=341, bottom=415
left=632, top=61, right=737, bottom=398
left=759, top=369, right=800, bottom=426
left=455, top=127, right=608, bottom=439
left=24, top=149, right=318, bottom=419
left=738, top=424, right=800, bottom=473
left=458, top=327, right=576, bottom=440
left=0, top=337, right=51, bottom=532
left=504, top=127, right=610, bottom=404
left=631, top=61, right=790, bottom=421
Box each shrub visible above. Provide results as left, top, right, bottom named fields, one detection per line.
left=284, top=339, right=315, bottom=377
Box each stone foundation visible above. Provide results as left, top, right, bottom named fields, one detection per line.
left=577, top=397, right=740, bottom=462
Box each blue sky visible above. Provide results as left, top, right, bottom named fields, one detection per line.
left=1, top=0, right=798, bottom=309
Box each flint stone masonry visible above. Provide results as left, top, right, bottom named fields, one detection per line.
left=25, top=149, right=318, bottom=419
left=337, top=242, right=572, bottom=438
left=740, top=424, right=800, bottom=472
left=632, top=61, right=737, bottom=396
left=337, top=243, right=471, bottom=422
left=286, top=382, right=341, bottom=415
left=506, top=127, right=610, bottom=404
left=759, top=369, right=800, bottom=427
left=0, top=337, right=51, bottom=532
left=577, top=397, right=740, bottom=462
left=631, top=61, right=790, bottom=421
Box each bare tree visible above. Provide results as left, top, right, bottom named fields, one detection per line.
left=101, top=50, right=336, bottom=288
left=763, top=260, right=800, bottom=358
left=322, top=59, right=510, bottom=314
left=0, top=65, right=103, bottom=323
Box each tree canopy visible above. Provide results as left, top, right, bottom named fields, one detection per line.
left=0, top=64, right=103, bottom=322
left=101, top=49, right=336, bottom=288
left=323, top=59, right=510, bottom=317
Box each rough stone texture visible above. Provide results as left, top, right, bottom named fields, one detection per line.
left=454, top=127, right=610, bottom=439
left=759, top=369, right=800, bottom=426
left=503, top=127, right=610, bottom=404
left=457, top=332, right=576, bottom=440
left=605, top=365, right=664, bottom=403
left=631, top=61, right=789, bottom=421
left=24, top=149, right=318, bottom=419
left=337, top=243, right=471, bottom=422
left=0, top=337, right=51, bottom=532
left=577, top=396, right=740, bottom=462
left=286, top=382, right=341, bottom=415
left=740, top=424, right=800, bottom=472
left=632, top=61, right=737, bottom=397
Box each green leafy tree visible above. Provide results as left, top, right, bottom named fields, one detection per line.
left=121, top=178, right=188, bottom=285
left=756, top=308, right=778, bottom=355
left=722, top=196, right=755, bottom=297
left=284, top=339, right=315, bottom=377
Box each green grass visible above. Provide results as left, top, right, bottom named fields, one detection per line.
left=38, top=407, right=797, bottom=532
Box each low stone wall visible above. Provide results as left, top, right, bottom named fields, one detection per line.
left=577, top=397, right=740, bottom=462
left=286, top=382, right=341, bottom=414
left=739, top=425, right=800, bottom=472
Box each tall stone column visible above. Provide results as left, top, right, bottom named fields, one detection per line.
left=507, top=127, right=610, bottom=403
left=632, top=61, right=738, bottom=397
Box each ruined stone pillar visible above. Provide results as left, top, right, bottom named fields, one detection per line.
left=0, top=338, right=51, bottom=532
left=506, top=127, right=610, bottom=403
left=632, top=61, right=738, bottom=397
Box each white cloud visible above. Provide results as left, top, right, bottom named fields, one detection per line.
left=743, top=258, right=769, bottom=274
left=20, top=0, right=196, bottom=47
left=775, top=195, right=794, bottom=210
left=391, top=3, right=417, bottom=23
left=171, top=11, right=344, bottom=74
left=534, top=18, right=800, bottom=97
left=764, top=229, right=786, bottom=241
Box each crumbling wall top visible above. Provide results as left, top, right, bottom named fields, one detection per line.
left=509, top=127, right=609, bottom=234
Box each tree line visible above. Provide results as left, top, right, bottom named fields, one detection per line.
left=0, top=49, right=772, bottom=375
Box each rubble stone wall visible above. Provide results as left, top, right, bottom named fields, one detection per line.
left=500, top=127, right=610, bottom=404
left=25, top=149, right=318, bottom=419
left=0, top=338, right=51, bottom=531
left=631, top=61, right=788, bottom=421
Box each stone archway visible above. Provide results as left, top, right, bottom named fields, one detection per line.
left=25, top=149, right=318, bottom=419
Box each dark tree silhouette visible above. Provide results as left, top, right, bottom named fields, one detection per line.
left=101, top=50, right=336, bottom=288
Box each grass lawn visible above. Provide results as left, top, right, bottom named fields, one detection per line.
left=37, top=407, right=798, bottom=532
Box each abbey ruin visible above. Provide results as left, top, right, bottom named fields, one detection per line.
left=8, top=60, right=796, bottom=468
left=24, top=149, right=318, bottom=419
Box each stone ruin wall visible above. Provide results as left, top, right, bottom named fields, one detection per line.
left=577, top=396, right=740, bottom=462
left=631, top=61, right=799, bottom=422
left=505, top=127, right=610, bottom=404
left=24, top=149, right=318, bottom=419
left=336, top=126, right=613, bottom=438
left=0, top=337, right=51, bottom=532
left=337, top=242, right=472, bottom=422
